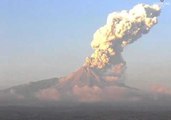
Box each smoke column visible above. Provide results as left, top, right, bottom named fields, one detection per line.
left=56, top=3, right=162, bottom=102
left=54, top=3, right=162, bottom=102
left=85, top=3, right=161, bottom=83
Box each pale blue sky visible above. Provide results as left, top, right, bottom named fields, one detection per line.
left=0, top=0, right=171, bottom=89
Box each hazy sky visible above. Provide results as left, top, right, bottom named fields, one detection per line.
left=0, top=0, right=171, bottom=89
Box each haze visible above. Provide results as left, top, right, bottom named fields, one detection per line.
left=0, top=0, right=171, bottom=92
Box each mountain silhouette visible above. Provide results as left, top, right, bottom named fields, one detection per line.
left=0, top=66, right=147, bottom=103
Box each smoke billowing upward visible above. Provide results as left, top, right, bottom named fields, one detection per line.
left=48, top=3, right=161, bottom=102
left=0, top=4, right=164, bottom=103
left=85, top=4, right=161, bottom=83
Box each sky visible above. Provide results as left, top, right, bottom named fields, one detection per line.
left=0, top=0, right=171, bottom=90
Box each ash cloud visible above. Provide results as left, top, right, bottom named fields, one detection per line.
left=37, top=3, right=162, bottom=102
left=85, top=4, right=161, bottom=82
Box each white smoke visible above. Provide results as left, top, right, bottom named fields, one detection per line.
left=85, top=4, right=161, bottom=83
left=37, top=4, right=162, bottom=102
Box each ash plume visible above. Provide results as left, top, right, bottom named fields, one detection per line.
left=85, top=4, right=161, bottom=83
left=51, top=3, right=161, bottom=102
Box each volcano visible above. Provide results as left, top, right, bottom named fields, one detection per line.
left=58, top=66, right=125, bottom=89
left=0, top=66, right=145, bottom=103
